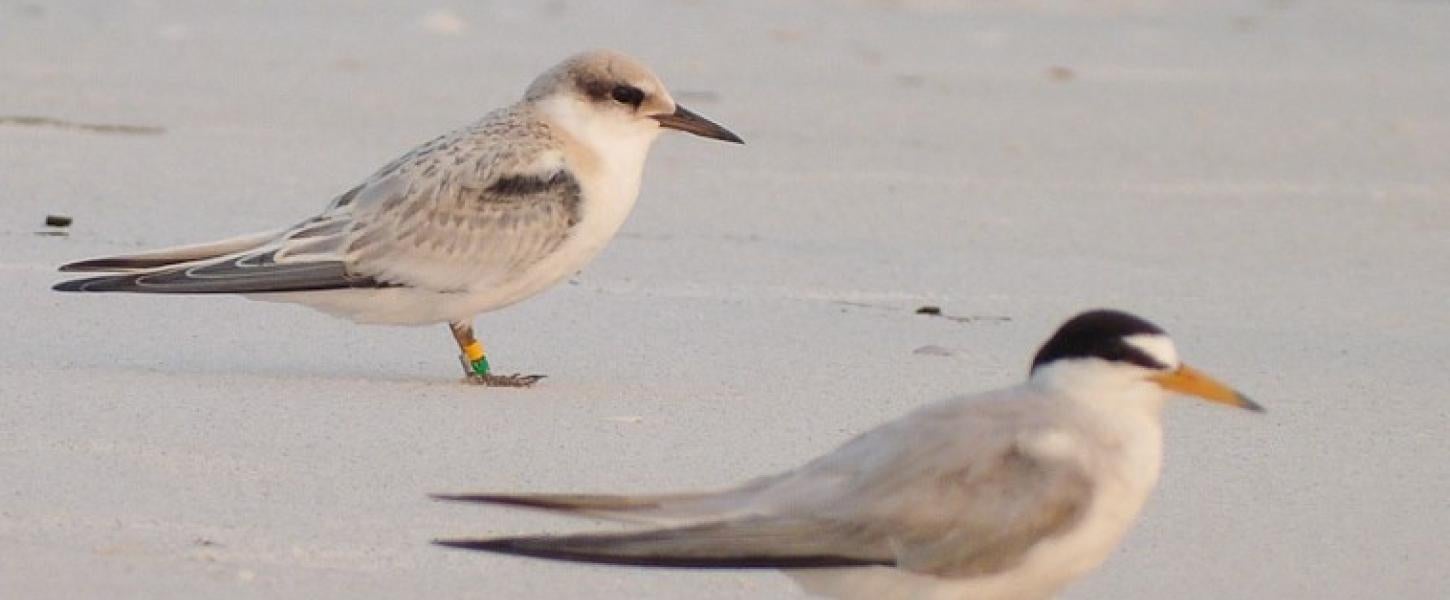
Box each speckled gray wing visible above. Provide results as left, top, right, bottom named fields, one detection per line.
left=284, top=106, right=580, bottom=292
left=331, top=165, right=581, bottom=291
left=54, top=107, right=580, bottom=295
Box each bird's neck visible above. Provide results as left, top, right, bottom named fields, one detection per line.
left=531, top=97, right=657, bottom=253
left=1030, top=363, right=1167, bottom=423
left=534, top=97, right=658, bottom=195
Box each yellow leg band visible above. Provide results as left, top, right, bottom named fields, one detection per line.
left=463, top=341, right=485, bottom=362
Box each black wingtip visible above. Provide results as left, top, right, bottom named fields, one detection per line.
left=430, top=493, right=500, bottom=504
left=52, top=276, right=120, bottom=292
left=431, top=534, right=891, bottom=570
left=429, top=493, right=579, bottom=510
left=430, top=493, right=572, bottom=511
left=58, top=257, right=180, bottom=273
left=57, top=260, right=98, bottom=273
left=51, top=274, right=138, bottom=293
left=434, top=538, right=516, bottom=552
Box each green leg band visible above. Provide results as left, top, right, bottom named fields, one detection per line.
left=470, top=355, right=491, bottom=376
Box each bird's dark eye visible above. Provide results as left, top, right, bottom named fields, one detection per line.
left=610, top=85, right=644, bottom=107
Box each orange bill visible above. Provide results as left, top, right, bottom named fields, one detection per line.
left=1151, top=364, right=1263, bottom=412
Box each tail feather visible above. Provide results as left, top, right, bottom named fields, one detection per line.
left=58, top=230, right=280, bottom=273
left=434, top=518, right=893, bottom=570
left=53, top=234, right=381, bottom=295
left=432, top=493, right=675, bottom=514
left=52, top=260, right=374, bottom=294
left=432, top=486, right=775, bottom=525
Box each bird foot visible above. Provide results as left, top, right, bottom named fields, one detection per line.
left=464, top=372, right=546, bottom=387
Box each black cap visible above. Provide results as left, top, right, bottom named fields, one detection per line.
left=1030, top=310, right=1171, bottom=373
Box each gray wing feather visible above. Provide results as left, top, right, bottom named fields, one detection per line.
left=435, top=517, right=895, bottom=569
left=268, top=106, right=580, bottom=291
left=880, top=443, right=1094, bottom=578
left=431, top=477, right=782, bottom=525
left=52, top=250, right=380, bottom=293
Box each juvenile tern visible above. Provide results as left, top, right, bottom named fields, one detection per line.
left=52, top=49, right=742, bottom=386
left=434, top=309, right=1262, bottom=598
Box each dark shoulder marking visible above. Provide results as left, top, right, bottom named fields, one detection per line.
left=480, top=169, right=583, bottom=229
left=486, top=170, right=578, bottom=196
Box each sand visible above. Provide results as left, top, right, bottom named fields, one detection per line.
left=2, top=0, right=1447, bottom=598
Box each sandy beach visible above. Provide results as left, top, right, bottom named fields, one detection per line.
left=2, top=1, right=1447, bottom=598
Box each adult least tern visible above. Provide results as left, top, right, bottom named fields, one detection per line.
left=434, top=309, right=1262, bottom=598
left=53, top=49, right=742, bottom=386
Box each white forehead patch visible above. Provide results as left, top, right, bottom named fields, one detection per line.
left=1123, top=333, right=1179, bottom=369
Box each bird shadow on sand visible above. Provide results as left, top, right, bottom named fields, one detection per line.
left=51, top=358, right=503, bottom=392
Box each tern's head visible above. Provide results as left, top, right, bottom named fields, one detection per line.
left=524, top=50, right=742, bottom=148
left=1028, top=309, right=1261, bottom=412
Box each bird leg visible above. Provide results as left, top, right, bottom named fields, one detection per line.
left=448, top=321, right=545, bottom=387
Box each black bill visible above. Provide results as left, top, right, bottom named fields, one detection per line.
left=652, top=105, right=743, bottom=144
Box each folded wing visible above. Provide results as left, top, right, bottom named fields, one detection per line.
left=435, top=516, right=895, bottom=569
left=434, top=390, right=1098, bottom=579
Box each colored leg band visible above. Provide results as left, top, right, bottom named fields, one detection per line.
left=463, top=342, right=485, bottom=362
left=462, top=341, right=490, bottom=376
